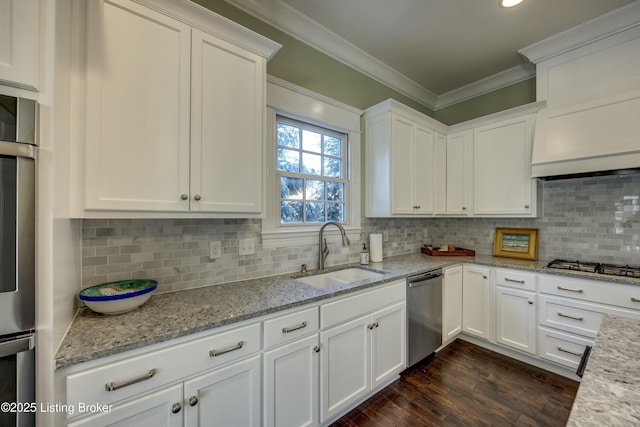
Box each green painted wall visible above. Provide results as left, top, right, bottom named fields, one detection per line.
left=434, top=78, right=536, bottom=125
left=193, top=0, right=434, bottom=117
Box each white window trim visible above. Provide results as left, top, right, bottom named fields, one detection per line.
left=262, top=75, right=362, bottom=248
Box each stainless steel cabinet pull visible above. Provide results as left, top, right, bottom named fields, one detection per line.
left=180, top=194, right=188, bottom=200
left=282, top=321, right=308, bottom=334
left=558, top=312, right=584, bottom=321
left=209, top=341, right=244, bottom=357
left=557, top=346, right=583, bottom=357
left=105, top=368, right=156, bottom=392
left=505, top=277, right=525, bottom=284
left=313, top=346, right=320, bottom=353
left=557, top=286, right=584, bottom=293
left=171, top=402, right=182, bottom=414
left=631, top=297, right=640, bottom=303
left=193, top=195, right=201, bottom=201
left=189, top=396, right=198, bottom=407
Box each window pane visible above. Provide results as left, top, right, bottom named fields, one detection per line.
left=302, top=152, right=321, bottom=175
left=327, top=203, right=344, bottom=222
left=277, top=123, right=300, bottom=148
left=323, top=157, right=341, bottom=178
left=324, top=136, right=341, bottom=156
left=277, top=148, right=300, bottom=172
left=305, top=202, right=325, bottom=223
left=281, top=201, right=303, bottom=223
left=326, top=182, right=344, bottom=201
left=281, top=177, right=303, bottom=199
left=306, top=180, right=325, bottom=201
left=302, top=130, right=322, bottom=153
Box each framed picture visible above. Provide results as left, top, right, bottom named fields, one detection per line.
left=493, top=228, right=539, bottom=260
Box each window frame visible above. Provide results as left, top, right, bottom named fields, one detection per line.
left=262, top=76, right=362, bottom=248
left=276, top=115, right=349, bottom=226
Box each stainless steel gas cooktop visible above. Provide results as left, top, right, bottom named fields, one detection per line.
left=547, top=259, right=640, bottom=278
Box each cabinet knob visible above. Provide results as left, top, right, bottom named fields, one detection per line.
left=171, top=402, right=182, bottom=414
left=525, top=204, right=530, bottom=209
left=413, top=205, right=421, bottom=209
left=181, top=194, right=188, bottom=200
left=189, top=396, right=198, bottom=407
left=482, top=275, right=487, bottom=279
left=528, top=300, right=534, bottom=305
left=313, top=346, right=320, bottom=353
left=193, top=195, right=201, bottom=201
left=462, top=206, right=467, bottom=210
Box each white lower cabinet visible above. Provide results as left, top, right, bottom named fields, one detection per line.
left=68, top=384, right=184, bottom=427
left=443, top=266, right=463, bottom=344
left=320, top=301, right=406, bottom=422
left=264, top=334, right=320, bottom=427
left=183, top=355, right=262, bottom=426
left=462, top=265, right=491, bottom=340
left=495, top=286, right=536, bottom=355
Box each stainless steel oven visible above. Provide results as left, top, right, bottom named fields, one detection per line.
left=0, top=95, right=37, bottom=427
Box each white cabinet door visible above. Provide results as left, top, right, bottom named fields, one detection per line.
left=370, top=302, right=406, bottom=389
left=413, top=125, right=436, bottom=214
left=183, top=355, right=261, bottom=427
left=264, top=334, right=320, bottom=427
left=496, top=286, right=537, bottom=355
left=390, top=115, right=416, bottom=215
left=68, top=384, right=183, bottom=427
left=473, top=115, right=535, bottom=215
left=445, top=131, right=472, bottom=215
left=0, top=0, right=38, bottom=89
left=320, top=315, right=370, bottom=422
left=443, top=266, right=463, bottom=344
left=462, top=265, right=491, bottom=340
left=84, top=0, right=192, bottom=212
left=190, top=29, right=265, bottom=214
left=434, top=132, right=447, bottom=215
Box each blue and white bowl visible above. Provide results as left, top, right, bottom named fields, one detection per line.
left=79, top=279, right=157, bottom=314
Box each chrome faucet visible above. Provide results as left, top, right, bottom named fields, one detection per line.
left=318, top=221, right=350, bottom=270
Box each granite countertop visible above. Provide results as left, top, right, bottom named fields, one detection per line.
left=55, top=253, right=640, bottom=370
left=567, top=315, right=640, bottom=426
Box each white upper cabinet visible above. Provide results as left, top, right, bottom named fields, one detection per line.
left=0, top=0, right=39, bottom=90
left=364, top=99, right=447, bottom=217
left=444, top=130, right=472, bottom=216
left=79, top=0, right=280, bottom=217
left=473, top=114, right=537, bottom=216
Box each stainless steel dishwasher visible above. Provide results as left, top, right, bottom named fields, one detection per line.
left=407, top=269, right=443, bottom=367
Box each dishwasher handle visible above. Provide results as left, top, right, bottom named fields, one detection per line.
left=408, top=271, right=442, bottom=288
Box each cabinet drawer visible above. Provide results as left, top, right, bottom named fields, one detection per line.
left=538, top=295, right=603, bottom=338
left=67, top=323, right=261, bottom=410
left=496, top=269, right=536, bottom=291
left=538, top=326, right=593, bottom=370
left=264, top=306, right=319, bottom=349
left=538, top=274, right=640, bottom=310
left=321, top=280, right=405, bottom=329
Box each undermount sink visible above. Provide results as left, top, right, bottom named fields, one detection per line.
left=297, top=268, right=385, bottom=289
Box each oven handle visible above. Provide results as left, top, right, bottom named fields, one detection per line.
left=0, top=335, right=34, bottom=358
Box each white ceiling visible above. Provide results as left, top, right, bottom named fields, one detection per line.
left=224, top=0, right=636, bottom=108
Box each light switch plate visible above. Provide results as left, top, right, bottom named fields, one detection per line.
left=239, top=238, right=255, bottom=256
left=209, top=241, right=222, bottom=259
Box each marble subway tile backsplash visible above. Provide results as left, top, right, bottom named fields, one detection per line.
left=81, top=173, right=640, bottom=295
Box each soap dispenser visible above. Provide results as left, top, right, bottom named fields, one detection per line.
left=360, top=243, right=369, bottom=265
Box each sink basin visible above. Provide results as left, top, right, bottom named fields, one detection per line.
left=297, top=268, right=385, bottom=289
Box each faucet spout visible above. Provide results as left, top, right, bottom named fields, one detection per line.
left=318, top=221, right=350, bottom=270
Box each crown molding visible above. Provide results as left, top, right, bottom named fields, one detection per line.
left=434, top=64, right=535, bottom=110
left=519, top=0, right=640, bottom=64
left=224, top=0, right=438, bottom=108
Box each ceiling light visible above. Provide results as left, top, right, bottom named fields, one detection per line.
left=500, top=0, right=524, bottom=7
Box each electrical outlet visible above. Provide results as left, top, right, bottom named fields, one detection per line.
left=209, top=241, right=222, bottom=259
left=239, top=238, right=255, bottom=256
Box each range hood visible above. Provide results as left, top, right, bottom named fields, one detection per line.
left=531, top=89, right=640, bottom=180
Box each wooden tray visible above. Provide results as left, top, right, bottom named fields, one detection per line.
left=421, top=246, right=475, bottom=257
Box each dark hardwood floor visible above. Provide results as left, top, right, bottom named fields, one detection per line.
left=331, top=340, right=579, bottom=427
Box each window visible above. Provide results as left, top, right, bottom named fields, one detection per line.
left=261, top=76, right=361, bottom=247
left=277, top=116, right=347, bottom=224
